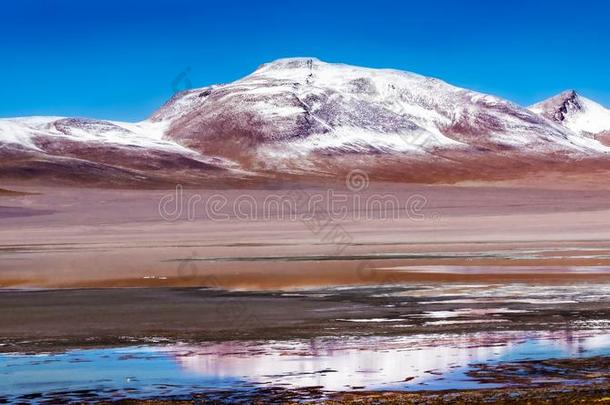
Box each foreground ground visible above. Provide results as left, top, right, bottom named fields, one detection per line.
left=105, top=384, right=610, bottom=404
left=3, top=182, right=610, bottom=403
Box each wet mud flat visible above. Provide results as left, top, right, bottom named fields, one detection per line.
left=95, top=384, right=610, bottom=404
left=327, top=384, right=610, bottom=405
left=2, top=283, right=610, bottom=352
left=8, top=384, right=610, bottom=404
left=3, top=284, right=610, bottom=403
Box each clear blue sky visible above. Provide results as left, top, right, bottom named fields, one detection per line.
left=2, top=0, right=610, bottom=121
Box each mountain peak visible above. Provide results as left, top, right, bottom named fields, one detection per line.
left=529, top=90, right=583, bottom=122
left=559, top=89, right=579, bottom=99
left=530, top=91, right=610, bottom=135
left=556, top=89, right=581, bottom=106
left=255, top=57, right=323, bottom=72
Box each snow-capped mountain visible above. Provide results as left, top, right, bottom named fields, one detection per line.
left=0, top=116, right=233, bottom=186
left=529, top=90, right=610, bottom=142
left=2, top=58, right=610, bottom=186
left=155, top=58, right=609, bottom=160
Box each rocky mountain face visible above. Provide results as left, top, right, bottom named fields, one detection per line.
left=2, top=58, right=610, bottom=186
left=529, top=90, right=610, bottom=143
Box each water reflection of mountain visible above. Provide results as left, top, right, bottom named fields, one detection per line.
left=169, top=331, right=610, bottom=391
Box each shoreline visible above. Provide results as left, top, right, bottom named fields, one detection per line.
left=2, top=282, right=610, bottom=353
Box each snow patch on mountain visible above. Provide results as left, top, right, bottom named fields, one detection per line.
left=286, top=126, right=455, bottom=155
left=251, top=58, right=468, bottom=151
left=0, top=117, right=58, bottom=151
left=0, top=116, right=192, bottom=154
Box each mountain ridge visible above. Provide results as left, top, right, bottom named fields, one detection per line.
left=2, top=58, right=610, bottom=186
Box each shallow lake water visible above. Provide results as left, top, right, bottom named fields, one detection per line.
left=3, top=328, right=610, bottom=403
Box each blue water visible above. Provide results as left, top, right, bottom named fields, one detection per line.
left=1, top=347, right=250, bottom=401
left=2, top=329, right=610, bottom=403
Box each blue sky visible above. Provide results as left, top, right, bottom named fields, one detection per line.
left=2, top=0, right=610, bottom=121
